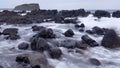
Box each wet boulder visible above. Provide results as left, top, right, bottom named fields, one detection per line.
left=61, top=39, right=77, bottom=48
left=60, top=9, right=88, bottom=17
left=86, top=30, right=95, bottom=34
left=5, top=34, right=20, bottom=40
left=54, top=13, right=64, bottom=23
left=48, top=48, right=62, bottom=59
left=18, top=42, right=29, bottom=50
left=2, top=28, right=18, bottom=35
left=0, top=10, right=20, bottom=23
left=16, top=55, right=30, bottom=64
left=32, top=25, right=46, bottom=31
left=112, top=11, right=120, bottom=18
left=16, top=53, right=51, bottom=68
left=36, top=28, right=56, bottom=38
left=94, top=10, right=110, bottom=18
left=30, top=37, right=50, bottom=52
left=6, top=17, right=32, bottom=24
left=101, top=29, right=120, bottom=48
left=63, top=18, right=78, bottom=24
left=89, top=58, right=101, bottom=66
left=25, top=9, right=58, bottom=23
left=64, top=29, right=74, bottom=37
left=81, top=35, right=99, bottom=47
left=92, top=26, right=105, bottom=35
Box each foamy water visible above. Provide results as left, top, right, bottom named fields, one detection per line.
left=0, top=15, right=120, bottom=68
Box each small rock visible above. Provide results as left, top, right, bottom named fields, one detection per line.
left=92, top=26, right=104, bottom=35
left=30, top=38, right=50, bottom=52
left=32, top=25, right=45, bottom=31
left=18, top=42, right=29, bottom=50
left=89, top=58, right=101, bottom=66
left=48, top=48, right=62, bottom=59
left=5, top=34, right=20, bottom=40
left=16, top=55, right=30, bottom=64
left=2, top=28, right=18, bottom=35
left=64, top=29, right=74, bottom=37
left=81, top=35, right=99, bottom=47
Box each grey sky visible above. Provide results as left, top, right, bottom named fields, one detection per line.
left=0, top=0, right=119, bottom=10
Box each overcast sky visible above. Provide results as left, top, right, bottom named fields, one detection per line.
left=0, top=0, right=119, bottom=10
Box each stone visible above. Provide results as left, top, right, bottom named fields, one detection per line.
left=64, top=29, right=74, bottom=37
left=18, top=42, right=29, bottom=50
left=89, top=58, right=101, bottom=66
left=16, top=55, right=30, bottom=64
left=6, top=17, right=32, bottom=24
left=32, top=25, right=45, bottom=31
left=92, top=26, right=105, bottom=35
left=60, top=9, right=88, bottom=17
left=81, top=35, right=99, bottom=47
left=61, top=39, right=77, bottom=48
left=94, top=10, right=110, bottom=18
left=101, top=29, right=120, bottom=48
left=86, top=30, right=95, bottom=34
left=2, top=28, right=18, bottom=35
left=5, top=34, right=20, bottom=40
left=63, top=18, right=78, bottom=24
left=30, top=37, right=50, bottom=52
left=48, top=48, right=62, bottom=59
left=112, top=11, right=120, bottom=18
left=14, top=3, right=40, bottom=11
left=36, top=28, right=56, bottom=38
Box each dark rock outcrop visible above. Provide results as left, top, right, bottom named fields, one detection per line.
left=18, top=42, right=29, bottom=50
left=81, top=35, right=99, bottom=47
left=94, top=10, right=110, bottom=18
left=112, top=11, right=120, bottom=18
left=5, top=34, right=20, bottom=40
left=101, top=29, right=120, bottom=48
left=60, top=9, right=88, bottom=18
left=64, top=29, right=74, bottom=37
left=6, top=17, right=32, bottom=24
left=14, top=3, right=40, bottom=11
left=2, top=28, right=20, bottom=40
left=92, top=26, right=105, bottom=35
left=25, top=9, right=58, bottom=23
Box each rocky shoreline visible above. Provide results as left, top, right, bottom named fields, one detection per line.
left=0, top=4, right=120, bottom=68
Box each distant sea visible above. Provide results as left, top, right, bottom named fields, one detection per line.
left=0, top=8, right=119, bottom=13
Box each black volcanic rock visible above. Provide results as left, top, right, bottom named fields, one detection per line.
left=101, top=29, right=120, bottom=48
left=48, top=48, right=62, bottom=59
left=30, top=38, right=50, bottom=52
left=25, top=9, right=58, bottom=23
left=14, top=3, right=40, bottom=11
left=81, top=35, right=99, bottom=47
left=94, top=10, right=110, bottom=18
left=89, top=58, right=101, bottom=66
left=64, top=29, right=74, bottom=37
left=60, top=9, right=88, bottom=18
left=2, top=28, right=18, bottom=35
left=112, top=11, right=120, bottom=18
left=18, top=42, right=29, bottom=50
